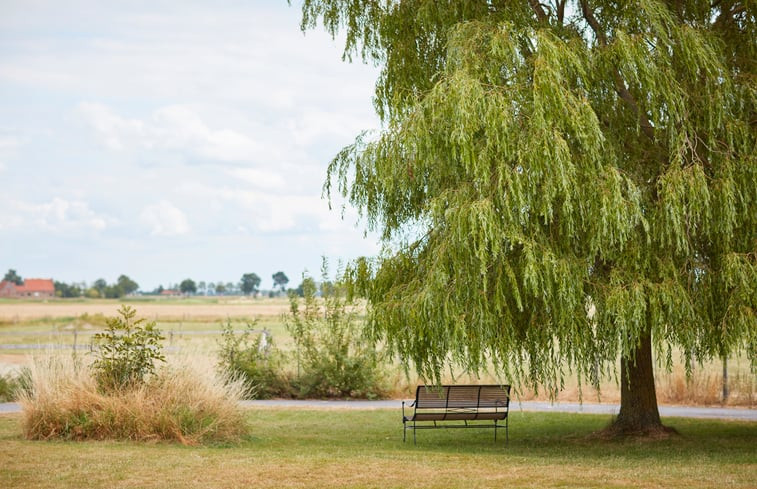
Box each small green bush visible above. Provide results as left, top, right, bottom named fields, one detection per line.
left=92, top=305, right=165, bottom=392
left=0, top=373, right=17, bottom=402
left=286, top=263, right=388, bottom=399
left=0, top=367, right=31, bottom=402
left=216, top=320, right=292, bottom=399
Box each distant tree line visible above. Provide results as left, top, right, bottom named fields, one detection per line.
left=55, top=275, right=140, bottom=298
left=5, top=268, right=298, bottom=298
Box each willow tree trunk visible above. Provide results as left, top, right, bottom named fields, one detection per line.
left=612, top=332, right=666, bottom=435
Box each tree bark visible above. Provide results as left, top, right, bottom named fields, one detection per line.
left=609, top=331, right=670, bottom=436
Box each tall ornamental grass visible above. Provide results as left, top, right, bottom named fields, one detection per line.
left=20, top=304, right=249, bottom=445
left=19, top=354, right=249, bottom=445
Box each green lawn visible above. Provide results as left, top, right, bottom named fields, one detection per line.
left=1, top=409, right=754, bottom=488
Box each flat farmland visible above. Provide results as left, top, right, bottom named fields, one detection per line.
left=0, top=298, right=296, bottom=374
left=0, top=298, right=754, bottom=406
left=0, top=298, right=290, bottom=321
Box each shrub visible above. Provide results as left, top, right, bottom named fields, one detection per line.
left=92, top=305, right=165, bottom=392
left=216, top=320, right=293, bottom=399
left=0, top=368, right=32, bottom=402
left=285, top=263, right=388, bottom=399
left=19, top=353, right=249, bottom=445
left=0, top=373, right=17, bottom=402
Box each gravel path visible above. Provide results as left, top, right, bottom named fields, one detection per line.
left=1, top=399, right=753, bottom=421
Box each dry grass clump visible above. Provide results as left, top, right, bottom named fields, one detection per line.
left=19, top=354, right=249, bottom=445
left=386, top=359, right=755, bottom=407
left=657, top=365, right=756, bottom=406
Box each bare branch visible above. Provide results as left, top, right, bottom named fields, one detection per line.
left=557, top=0, right=566, bottom=25
left=528, top=0, right=549, bottom=23
left=580, top=0, right=607, bottom=44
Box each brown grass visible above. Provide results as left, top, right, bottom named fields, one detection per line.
left=19, top=353, right=249, bottom=445
left=384, top=360, right=755, bottom=407
left=657, top=364, right=755, bottom=406
left=0, top=299, right=289, bottom=321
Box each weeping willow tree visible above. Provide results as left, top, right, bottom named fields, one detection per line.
left=299, top=0, right=756, bottom=434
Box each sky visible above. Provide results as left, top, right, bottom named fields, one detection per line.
left=0, top=0, right=382, bottom=292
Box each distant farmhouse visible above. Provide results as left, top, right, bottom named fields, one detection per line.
left=0, top=278, right=55, bottom=298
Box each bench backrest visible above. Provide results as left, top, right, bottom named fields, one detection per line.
left=414, top=385, right=510, bottom=410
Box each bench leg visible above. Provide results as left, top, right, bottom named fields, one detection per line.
left=413, top=421, right=416, bottom=445
left=403, top=420, right=406, bottom=443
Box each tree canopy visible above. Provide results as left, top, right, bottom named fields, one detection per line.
left=240, top=273, right=262, bottom=295
left=3, top=269, right=23, bottom=285
left=180, top=279, right=197, bottom=295
left=301, top=0, right=756, bottom=434
left=54, top=281, right=82, bottom=298
left=93, top=278, right=108, bottom=295
left=272, top=271, right=290, bottom=292
left=117, top=275, right=140, bottom=296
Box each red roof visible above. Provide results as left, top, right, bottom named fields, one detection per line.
left=15, top=279, right=55, bottom=293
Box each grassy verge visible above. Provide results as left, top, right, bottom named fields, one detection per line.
left=0, top=409, right=754, bottom=488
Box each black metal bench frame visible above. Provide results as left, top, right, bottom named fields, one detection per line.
left=402, top=384, right=511, bottom=445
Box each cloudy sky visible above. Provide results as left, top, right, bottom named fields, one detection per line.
left=0, top=0, right=382, bottom=291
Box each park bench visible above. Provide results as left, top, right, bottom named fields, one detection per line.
left=402, top=384, right=510, bottom=445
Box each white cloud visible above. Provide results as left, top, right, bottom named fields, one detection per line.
left=0, top=197, right=111, bottom=232
left=77, top=103, right=263, bottom=163
left=151, top=105, right=262, bottom=161
left=0, top=2, right=379, bottom=112
left=174, top=180, right=337, bottom=234
left=225, top=167, right=286, bottom=191
left=76, top=103, right=145, bottom=151
left=139, top=200, right=189, bottom=236
left=288, top=109, right=376, bottom=147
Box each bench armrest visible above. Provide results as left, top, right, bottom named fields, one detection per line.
left=402, top=400, right=416, bottom=419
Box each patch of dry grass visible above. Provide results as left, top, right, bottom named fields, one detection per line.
left=0, top=297, right=290, bottom=321
left=18, top=353, right=249, bottom=445
left=384, top=359, right=755, bottom=408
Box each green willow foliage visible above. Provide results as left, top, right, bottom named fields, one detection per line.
left=303, top=1, right=756, bottom=394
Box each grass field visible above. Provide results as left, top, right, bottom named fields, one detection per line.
left=0, top=297, right=754, bottom=406
left=0, top=296, right=290, bottom=321
left=0, top=408, right=755, bottom=488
